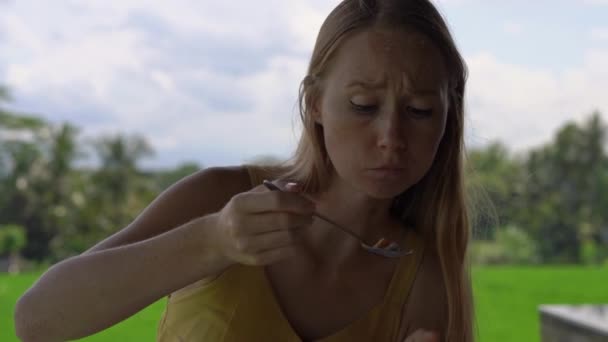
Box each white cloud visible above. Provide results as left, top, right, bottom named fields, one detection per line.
left=503, top=22, right=524, bottom=35
left=465, top=49, right=608, bottom=153
left=582, top=0, right=608, bottom=4
left=1, top=0, right=607, bottom=168
left=0, top=1, right=338, bottom=168
left=590, top=27, right=608, bottom=41
left=6, top=29, right=145, bottom=98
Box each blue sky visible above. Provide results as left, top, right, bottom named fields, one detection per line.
left=1, top=0, right=607, bottom=169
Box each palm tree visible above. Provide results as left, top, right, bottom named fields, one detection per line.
left=89, top=133, right=155, bottom=229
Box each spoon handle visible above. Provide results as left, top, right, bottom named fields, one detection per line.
left=311, top=212, right=371, bottom=245
left=261, top=180, right=370, bottom=244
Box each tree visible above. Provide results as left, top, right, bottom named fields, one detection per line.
left=0, top=89, right=53, bottom=261
left=0, top=224, right=27, bottom=274
left=83, top=134, right=156, bottom=241
left=518, top=112, right=608, bottom=263
left=466, top=142, right=526, bottom=240
left=466, top=112, right=608, bottom=264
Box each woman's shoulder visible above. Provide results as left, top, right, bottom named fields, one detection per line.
left=172, top=165, right=254, bottom=210
left=186, top=163, right=285, bottom=197
left=241, top=162, right=293, bottom=186
left=192, top=164, right=252, bottom=189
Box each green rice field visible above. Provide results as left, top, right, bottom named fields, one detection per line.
left=2, top=266, right=607, bottom=341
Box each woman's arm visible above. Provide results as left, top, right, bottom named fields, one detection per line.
left=397, top=250, right=448, bottom=341
left=15, top=214, right=230, bottom=342
left=13, top=166, right=251, bottom=342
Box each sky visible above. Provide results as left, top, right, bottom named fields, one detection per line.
left=1, top=0, right=607, bottom=169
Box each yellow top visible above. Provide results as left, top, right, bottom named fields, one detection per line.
left=156, top=165, right=426, bottom=342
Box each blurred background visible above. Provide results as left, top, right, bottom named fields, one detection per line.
left=1, top=0, right=607, bottom=341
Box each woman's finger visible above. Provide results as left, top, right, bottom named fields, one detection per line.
left=235, top=229, right=302, bottom=254
left=235, top=211, right=313, bottom=235
left=284, top=182, right=302, bottom=192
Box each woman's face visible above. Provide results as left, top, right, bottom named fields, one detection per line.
left=313, top=27, right=449, bottom=199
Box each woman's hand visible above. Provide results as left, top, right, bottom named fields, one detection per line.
left=211, top=180, right=315, bottom=266
left=403, top=329, right=440, bottom=342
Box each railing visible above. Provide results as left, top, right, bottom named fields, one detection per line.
left=539, top=305, right=608, bottom=342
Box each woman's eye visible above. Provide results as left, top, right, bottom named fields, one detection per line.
left=350, top=101, right=377, bottom=114
left=407, top=106, right=433, bottom=117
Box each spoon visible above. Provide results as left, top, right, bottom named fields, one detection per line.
left=262, top=179, right=414, bottom=258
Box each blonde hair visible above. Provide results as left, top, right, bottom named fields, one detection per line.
left=262, top=0, right=476, bottom=340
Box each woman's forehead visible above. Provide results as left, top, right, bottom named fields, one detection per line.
left=328, top=28, right=448, bottom=93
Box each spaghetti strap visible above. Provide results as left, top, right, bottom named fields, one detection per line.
left=386, top=228, right=426, bottom=306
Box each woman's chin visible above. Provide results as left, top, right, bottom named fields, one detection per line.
left=363, top=183, right=410, bottom=199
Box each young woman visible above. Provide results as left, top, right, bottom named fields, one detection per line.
left=15, top=0, right=475, bottom=341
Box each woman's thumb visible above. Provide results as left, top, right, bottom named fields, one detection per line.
left=284, top=182, right=302, bottom=192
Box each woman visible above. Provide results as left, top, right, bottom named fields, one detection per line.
left=14, top=0, right=475, bottom=341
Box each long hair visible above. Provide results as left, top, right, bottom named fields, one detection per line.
left=260, top=1, right=476, bottom=340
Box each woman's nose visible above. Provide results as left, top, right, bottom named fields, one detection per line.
left=377, top=114, right=407, bottom=151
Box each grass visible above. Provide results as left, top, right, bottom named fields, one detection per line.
left=472, top=265, right=608, bottom=341
left=2, top=266, right=607, bottom=341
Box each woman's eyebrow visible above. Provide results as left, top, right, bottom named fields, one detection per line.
left=346, top=79, right=441, bottom=97
left=346, top=79, right=387, bottom=90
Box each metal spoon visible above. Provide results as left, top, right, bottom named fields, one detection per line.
left=262, top=179, right=414, bottom=258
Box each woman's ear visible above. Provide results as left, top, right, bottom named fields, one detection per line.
left=306, top=81, right=324, bottom=125
left=310, top=98, right=323, bottom=125
left=312, top=109, right=323, bottom=125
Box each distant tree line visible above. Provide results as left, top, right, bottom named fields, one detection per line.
left=1, top=85, right=607, bottom=267
left=467, top=111, right=608, bottom=265
left=0, top=86, right=200, bottom=266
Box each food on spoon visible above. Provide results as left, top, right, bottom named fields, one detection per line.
left=373, top=238, right=387, bottom=248
left=373, top=238, right=396, bottom=250
left=386, top=242, right=400, bottom=251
